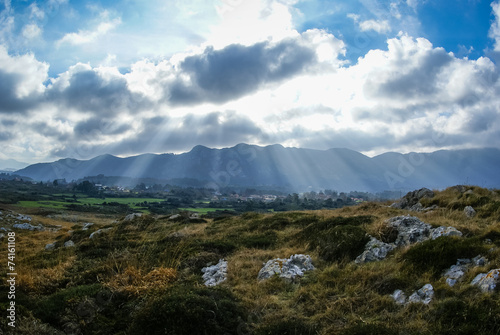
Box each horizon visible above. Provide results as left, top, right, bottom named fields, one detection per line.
left=1, top=1, right=500, bottom=165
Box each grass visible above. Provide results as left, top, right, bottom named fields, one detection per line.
left=179, top=207, right=234, bottom=214
left=2, top=185, right=500, bottom=334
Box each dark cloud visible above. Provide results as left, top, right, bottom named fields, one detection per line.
left=0, top=130, right=13, bottom=141
left=365, top=47, right=453, bottom=99
left=168, top=39, right=316, bottom=105
left=74, top=117, right=131, bottom=137
left=0, top=70, right=38, bottom=113
left=48, top=69, right=152, bottom=115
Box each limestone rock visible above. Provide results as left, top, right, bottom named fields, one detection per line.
left=258, top=254, right=315, bottom=282
left=464, top=206, right=476, bottom=218
left=387, top=215, right=433, bottom=246
left=124, top=213, right=142, bottom=222
left=201, top=259, right=228, bottom=287
left=89, top=228, right=112, bottom=239
left=391, top=289, right=407, bottom=305
left=355, top=237, right=395, bottom=264
left=471, top=269, right=500, bottom=293
left=443, top=256, right=488, bottom=287
left=408, top=284, right=434, bottom=304
left=45, top=242, right=57, bottom=250
left=82, top=222, right=94, bottom=230
left=64, top=240, right=75, bottom=248
left=390, top=188, right=434, bottom=211
left=12, top=223, right=44, bottom=231
left=431, top=226, right=463, bottom=240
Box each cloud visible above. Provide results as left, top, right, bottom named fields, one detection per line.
left=22, top=23, right=42, bottom=39
left=490, top=1, right=500, bottom=51
left=348, top=14, right=391, bottom=34
left=57, top=16, right=121, bottom=46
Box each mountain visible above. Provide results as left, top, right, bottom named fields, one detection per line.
left=0, top=158, right=29, bottom=171
left=14, top=144, right=500, bottom=192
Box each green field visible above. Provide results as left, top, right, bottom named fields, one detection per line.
left=18, top=197, right=166, bottom=210
left=179, top=207, right=233, bottom=214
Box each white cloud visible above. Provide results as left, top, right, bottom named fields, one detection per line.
left=57, top=16, right=121, bottom=46
left=22, top=23, right=42, bottom=39
left=490, top=1, right=500, bottom=51
left=348, top=13, right=391, bottom=34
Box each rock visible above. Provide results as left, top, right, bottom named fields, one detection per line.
left=64, top=240, right=75, bottom=248
left=82, top=222, right=94, bottom=230
left=201, top=259, right=228, bottom=287
left=464, top=206, right=476, bottom=218
left=444, top=264, right=468, bottom=287
left=45, top=242, right=57, bottom=250
left=387, top=215, right=433, bottom=246
left=0, top=233, right=4, bottom=240
left=431, top=226, right=463, bottom=240
left=258, top=254, right=315, bottom=282
left=391, top=289, right=407, bottom=305
left=89, top=228, right=112, bottom=239
left=408, top=284, right=434, bottom=304
left=16, top=214, right=32, bottom=222
left=355, top=237, right=396, bottom=264
left=390, top=188, right=434, bottom=211
left=12, top=223, right=44, bottom=231
left=473, top=255, right=488, bottom=266
left=124, top=213, right=142, bottom=222
left=471, top=269, right=500, bottom=293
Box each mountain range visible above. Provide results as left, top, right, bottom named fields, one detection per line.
left=14, top=144, right=500, bottom=192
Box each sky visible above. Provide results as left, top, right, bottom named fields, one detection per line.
left=1, top=0, right=500, bottom=164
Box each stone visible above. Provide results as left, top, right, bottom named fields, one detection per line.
left=124, top=213, right=142, bottom=222
left=168, top=214, right=182, bottom=220
left=391, top=289, right=407, bottom=305
left=64, top=240, right=75, bottom=248
left=258, top=254, right=315, bottom=282
left=16, top=214, right=32, bottom=222
left=387, top=215, right=433, bottom=246
left=444, top=264, right=468, bottom=287
left=45, top=242, right=57, bottom=250
left=82, top=222, right=94, bottom=230
left=201, top=259, right=228, bottom=287
left=390, top=188, right=434, bottom=211
left=473, top=255, right=488, bottom=266
left=89, top=228, right=112, bottom=239
left=0, top=233, right=4, bottom=240
left=12, top=223, right=44, bottom=231
left=464, top=206, right=476, bottom=218
left=355, top=237, right=396, bottom=264
left=431, top=226, right=463, bottom=240
left=408, top=284, right=434, bottom=304
left=471, top=269, right=500, bottom=293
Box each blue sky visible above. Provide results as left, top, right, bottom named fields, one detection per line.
left=1, top=0, right=500, bottom=165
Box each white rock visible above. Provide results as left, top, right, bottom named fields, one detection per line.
left=89, top=228, right=112, bottom=239
left=124, top=213, right=142, bottom=222
left=64, top=240, right=75, bottom=248
left=12, top=223, right=44, bottom=231
left=464, top=206, right=476, bottom=218
left=355, top=237, right=395, bottom=264
left=258, top=254, right=315, bottom=281
left=431, top=226, right=463, bottom=240
left=82, top=222, right=94, bottom=230
left=408, top=284, right=434, bottom=304
left=391, top=289, right=407, bottom=305
left=471, top=269, right=500, bottom=293
left=202, top=259, right=228, bottom=287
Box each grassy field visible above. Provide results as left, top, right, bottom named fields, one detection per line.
left=2, top=185, right=500, bottom=334
left=178, top=207, right=234, bottom=214
left=17, top=197, right=166, bottom=211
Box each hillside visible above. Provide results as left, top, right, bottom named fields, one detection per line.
left=15, top=144, right=500, bottom=192
left=1, top=185, right=500, bottom=334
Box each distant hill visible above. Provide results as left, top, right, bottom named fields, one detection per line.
left=0, top=158, right=29, bottom=171
left=14, top=144, right=500, bottom=192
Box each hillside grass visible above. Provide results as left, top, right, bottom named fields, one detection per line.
left=1, top=186, right=500, bottom=334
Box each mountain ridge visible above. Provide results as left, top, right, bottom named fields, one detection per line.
left=14, top=145, right=500, bottom=192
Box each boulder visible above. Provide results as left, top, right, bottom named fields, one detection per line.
left=201, top=259, right=228, bottom=287
left=443, top=256, right=488, bottom=287
left=408, top=284, right=434, bottom=304
left=431, top=226, right=463, bottom=240
left=64, top=240, right=75, bottom=248
left=258, top=254, right=315, bottom=282
left=471, top=269, right=500, bottom=293
left=387, top=216, right=433, bottom=246
left=355, top=237, right=396, bottom=264
left=391, top=289, right=407, bottom=305
left=12, top=223, right=44, bottom=231
left=464, top=206, right=476, bottom=218
left=124, top=213, right=142, bottom=222
left=45, top=242, right=57, bottom=250
left=89, top=228, right=112, bottom=239
left=82, top=222, right=94, bottom=230
left=390, top=188, right=434, bottom=211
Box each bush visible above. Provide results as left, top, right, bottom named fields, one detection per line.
left=315, top=225, right=369, bottom=262
left=402, top=236, right=487, bottom=277
left=129, top=286, right=246, bottom=335
left=200, top=239, right=238, bottom=255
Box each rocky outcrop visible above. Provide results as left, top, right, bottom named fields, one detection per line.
left=89, top=228, right=112, bottom=239
left=390, top=188, right=435, bottom=211
left=391, top=284, right=434, bottom=305
left=443, top=256, right=487, bottom=287
left=124, top=213, right=142, bottom=222
left=431, top=226, right=463, bottom=240
left=202, top=259, right=228, bottom=287
left=355, top=237, right=395, bottom=264
left=82, top=222, right=94, bottom=230
left=12, top=222, right=44, bottom=231
left=387, top=216, right=433, bottom=246
left=464, top=206, right=476, bottom=218
left=258, top=254, right=315, bottom=282
left=471, top=269, right=500, bottom=293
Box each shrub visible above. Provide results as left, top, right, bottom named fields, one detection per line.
left=128, top=286, right=246, bottom=335
left=199, top=239, right=238, bottom=255
left=315, top=225, right=369, bottom=262
left=401, top=236, right=487, bottom=277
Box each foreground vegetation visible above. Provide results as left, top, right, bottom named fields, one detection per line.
left=1, top=185, right=500, bottom=334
